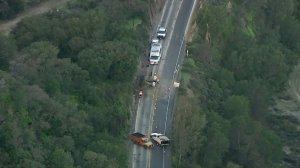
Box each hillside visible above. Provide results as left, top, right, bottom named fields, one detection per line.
left=0, top=0, right=150, bottom=167
left=173, top=0, right=300, bottom=168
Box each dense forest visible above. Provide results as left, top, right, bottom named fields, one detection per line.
left=173, top=0, right=300, bottom=168
left=0, top=0, right=150, bottom=167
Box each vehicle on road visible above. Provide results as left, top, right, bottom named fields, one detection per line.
left=149, top=52, right=160, bottom=65
left=130, top=132, right=154, bottom=148
left=157, top=27, right=167, bottom=39
left=151, top=41, right=162, bottom=52
left=150, top=38, right=159, bottom=49
left=150, top=133, right=170, bottom=146
left=151, top=38, right=159, bottom=44
left=149, top=41, right=162, bottom=65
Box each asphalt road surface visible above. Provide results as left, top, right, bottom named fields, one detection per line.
left=131, top=0, right=197, bottom=168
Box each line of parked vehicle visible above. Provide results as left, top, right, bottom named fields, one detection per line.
left=149, top=26, right=167, bottom=65
left=131, top=27, right=170, bottom=149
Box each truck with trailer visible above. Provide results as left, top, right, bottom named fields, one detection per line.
left=130, top=132, right=154, bottom=148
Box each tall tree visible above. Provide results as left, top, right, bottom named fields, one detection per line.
left=0, top=35, right=16, bottom=70
left=49, top=148, right=74, bottom=168
left=200, top=112, right=229, bottom=168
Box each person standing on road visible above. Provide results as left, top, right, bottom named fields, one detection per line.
left=139, top=90, right=143, bottom=98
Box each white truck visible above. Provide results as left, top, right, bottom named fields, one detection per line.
left=150, top=133, right=170, bottom=146
left=149, top=41, right=162, bottom=65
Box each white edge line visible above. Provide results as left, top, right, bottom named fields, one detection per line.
left=164, top=36, right=184, bottom=134
left=163, top=0, right=198, bottom=167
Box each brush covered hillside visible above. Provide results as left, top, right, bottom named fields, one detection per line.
left=0, top=0, right=149, bottom=167
left=173, top=0, right=300, bottom=168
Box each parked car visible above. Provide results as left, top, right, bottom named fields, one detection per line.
left=149, top=41, right=162, bottom=65
left=149, top=51, right=161, bottom=65
left=151, top=42, right=162, bottom=52
left=151, top=38, right=159, bottom=44
left=157, top=27, right=167, bottom=39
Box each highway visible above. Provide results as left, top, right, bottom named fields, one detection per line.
left=131, top=0, right=197, bottom=168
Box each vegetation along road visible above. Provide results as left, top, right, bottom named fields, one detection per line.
left=172, top=0, right=300, bottom=167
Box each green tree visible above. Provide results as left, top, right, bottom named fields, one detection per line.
left=265, top=0, right=295, bottom=25
left=215, top=68, right=235, bottom=90
left=222, top=95, right=250, bottom=119
left=226, top=162, right=243, bottom=168
left=279, top=16, right=300, bottom=53
left=0, top=0, right=150, bottom=167
left=49, top=148, right=74, bottom=168
left=83, top=151, right=111, bottom=168
left=175, top=0, right=298, bottom=167
left=200, top=113, right=229, bottom=168
left=77, top=47, right=111, bottom=82
left=229, top=116, right=282, bottom=168
left=0, top=34, right=16, bottom=70
left=0, top=0, right=25, bottom=19
left=12, top=16, right=53, bottom=48
left=11, top=41, right=59, bottom=83
left=103, top=41, right=137, bottom=82
left=17, top=159, right=45, bottom=168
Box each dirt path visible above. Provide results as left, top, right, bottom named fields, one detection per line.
left=0, top=0, right=70, bottom=33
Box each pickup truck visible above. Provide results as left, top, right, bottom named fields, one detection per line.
left=150, top=133, right=170, bottom=146
left=130, top=132, right=154, bottom=148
